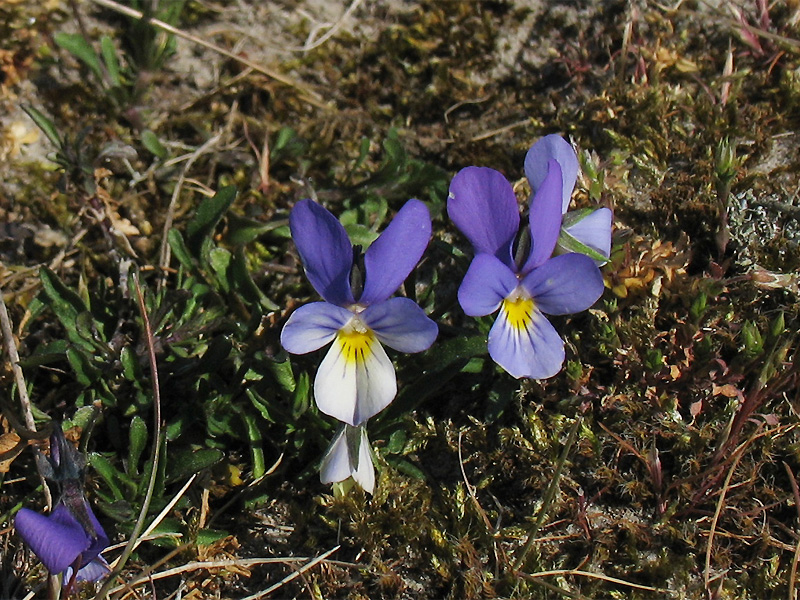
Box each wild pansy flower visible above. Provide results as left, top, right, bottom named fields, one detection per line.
left=448, top=160, right=604, bottom=379
left=524, top=134, right=612, bottom=264
left=15, top=424, right=109, bottom=584
left=319, top=423, right=375, bottom=493
left=281, top=198, right=438, bottom=426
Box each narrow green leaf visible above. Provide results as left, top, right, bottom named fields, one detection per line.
left=89, top=453, right=125, bottom=501
left=167, top=447, right=224, bottom=482
left=54, top=33, right=104, bottom=81
left=167, top=228, right=196, bottom=270
left=291, top=371, right=310, bottom=418
left=66, top=346, right=101, bottom=385
left=21, top=104, right=62, bottom=149
left=141, top=129, right=168, bottom=159
left=127, top=416, right=148, bottom=477
left=556, top=228, right=608, bottom=264
left=100, top=35, right=122, bottom=87
left=230, top=246, right=279, bottom=311
left=186, top=186, right=237, bottom=253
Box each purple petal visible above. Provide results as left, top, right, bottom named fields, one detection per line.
left=524, top=134, right=579, bottom=213
left=290, top=199, right=354, bottom=306
left=521, top=253, right=604, bottom=315
left=359, top=199, right=431, bottom=305
left=361, top=297, right=438, bottom=353
left=16, top=505, right=89, bottom=574
left=562, top=207, right=612, bottom=262
left=488, top=306, right=565, bottom=379
left=281, top=302, right=353, bottom=354
left=457, top=254, right=518, bottom=317
left=523, top=159, right=564, bottom=272
left=447, top=167, right=519, bottom=267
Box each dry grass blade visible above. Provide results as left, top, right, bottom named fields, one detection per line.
left=518, top=568, right=676, bottom=595
left=89, top=0, right=327, bottom=108
left=240, top=546, right=340, bottom=600
left=704, top=437, right=748, bottom=593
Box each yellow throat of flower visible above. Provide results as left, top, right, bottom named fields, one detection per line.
left=502, top=295, right=535, bottom=332
left=337, top=322, right=376, bottom=364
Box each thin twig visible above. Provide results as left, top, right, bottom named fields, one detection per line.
left=89, top=0, right=327, bottom=108
left=0, top=290, right=53, bottom=510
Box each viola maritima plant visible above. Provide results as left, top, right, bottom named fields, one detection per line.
left=447, top=136, right=608, bottom=379
left=281, top=198, right=438, bottom=491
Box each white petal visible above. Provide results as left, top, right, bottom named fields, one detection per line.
left=315, top=330, right=397, bottom=426
left=352, top=427, right=375, bottom=494
left=319, top=425, right=375, bottom=494
left=319, top=427, right=351, bottom=484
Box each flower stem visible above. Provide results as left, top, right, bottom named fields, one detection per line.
left=512, top=414, right=583, bottom=572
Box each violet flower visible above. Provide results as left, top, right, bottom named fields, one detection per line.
left=524, top=134, right=612, bottom=264
left=447, top=160, right=604, bottom=379
left=15, top=425, right=109, bottom=583
left=281, top=199, right=438, bottom=426
left=319, top=423, right=375, bottom=494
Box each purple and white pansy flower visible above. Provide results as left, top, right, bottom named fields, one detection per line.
left=525, top=134, right=612, bottom=264
left=447, top=157, right=605, bottom=379
left=281, top=198, right=438, bottom=426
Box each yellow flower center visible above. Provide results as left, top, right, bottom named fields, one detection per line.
left=338, top=317, right=376, bottom=364
left=502, top=295, right=535, bottom=332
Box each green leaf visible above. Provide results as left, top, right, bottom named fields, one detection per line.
left=100, top=35, right=122, bottom=87
left=386, top=429, right=407, bottom=454
left=556, top=227, right=608, bottom=264
left=89, top=453, right=125, bottom=501
left=141, top=129, right=168, bottom=159
left=291, top=371, right=310, bottom=419
left=229, top=247, right=279, bottom=311
left=66, top=346, right=101, bottom=386
left=54, top=33, right=104, bottom=81
left=186, top=186, right=237, bottom=254
left=168, top=228, right=196, bottom=270
left=167, top=447, right=224, bottom=482
left=40, top=267, right=87, bottom=320
left=196, top=528, right=230, bottom=546
left=387, top=456, right=426, bottom=480
left=127, top=416, right=148, bottom=477
left=267, top=356, right=296, bottom=393
left=120, top=345, right=139, bottom=381
left=208, top=247, right=232, bottom=293
left=234, top=406, right=265, bottom=479
left=225, top=213, right=287, bottom=246
left=21, top=105, right=62, bottom=149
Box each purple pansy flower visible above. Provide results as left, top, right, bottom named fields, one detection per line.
left=281, top=198, right=438, bottom=426
left=15, top=425, right=109, bottom=584
left=525, top=134, right=612, bottom=264
left=447, top=160, right=604, bottom=379
left=319, top=423, right=375, bottom=494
